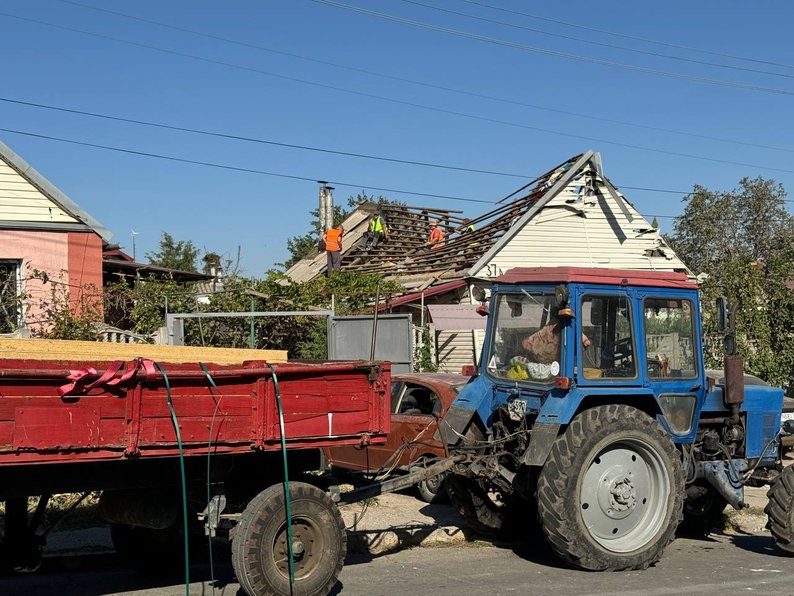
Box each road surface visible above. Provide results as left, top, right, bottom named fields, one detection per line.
left=0, top=530, right=791, bottom=595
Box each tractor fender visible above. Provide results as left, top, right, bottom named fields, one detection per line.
left=435, top=375, right=492, bottom=446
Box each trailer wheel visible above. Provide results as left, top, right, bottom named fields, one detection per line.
left=678, top=484, right=727, bottom=536
left=766, top=464, right=794, bottom=554
left=536, top=405, right=683, bottom=571
left=231, top=481, right=346, bottom=596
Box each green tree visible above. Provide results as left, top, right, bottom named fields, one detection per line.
left=146, top=232, right=200, bottom=272
left=666, top=177, right=794, bottom=387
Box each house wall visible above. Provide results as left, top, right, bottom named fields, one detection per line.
left=0, top=230, right=103, bottom=329
left=472, top=171, right=688, bottom=278
left=0, top=159, right=79, bottom=223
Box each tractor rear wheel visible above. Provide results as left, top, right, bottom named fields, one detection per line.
left=536, top=405, right=683, bottom=571
left=231, top=481, right=346, bottom=596
left=766, top=465, right=794, bottom=554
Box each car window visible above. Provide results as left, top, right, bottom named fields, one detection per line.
left=398, top=382, right=440, bottom=416
left=390, top=381, right=405, bottom=414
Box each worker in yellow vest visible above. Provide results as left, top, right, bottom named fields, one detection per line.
left=362, top=210, right=389, bottom=250
left=322, top=224, right=344, bottom=275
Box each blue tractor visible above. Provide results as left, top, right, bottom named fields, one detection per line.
left=440, top=266, right=793, bottom=570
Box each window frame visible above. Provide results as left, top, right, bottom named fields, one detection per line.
left=0, top=259, right=23, bottom=333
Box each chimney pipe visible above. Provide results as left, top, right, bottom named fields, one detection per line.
left=318, top=181, right=334, bottom=234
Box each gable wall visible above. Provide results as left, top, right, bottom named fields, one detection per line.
left=0, top=159, right=79, bottom=223
left=472, top=172, right=688, bottom=278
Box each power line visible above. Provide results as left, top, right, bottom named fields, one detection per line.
left=44, top=0, right=794, bottom=155
left=0, top=97, right=529, bottom=179
left=462, top=0, right=794, bottom=72
left=3, top=127, right=791, bottom=222
left=399, top=0, right=794, bottom=81
left=1, top=94, right=789, bottom=203
left=0, top=126, right=494, bottom=204
left=4, top=12, right=794, bottom=177
left=309, top=0, right=794, bottom=97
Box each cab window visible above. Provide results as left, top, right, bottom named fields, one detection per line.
left=580, top=294, right=636, bottom=380
left=487, top=291, right=561, bottom=383
left=643, top=298, right=697, bottom=379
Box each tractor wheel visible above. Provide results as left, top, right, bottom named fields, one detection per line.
left=445, top=474, right=509, bottom=537
left=231, top=481, right=346, bottom=596
left=678, top=484, right=727, bottom=536
left=536, top=405, right=684, bottom=571
left=766, top=465, right=794, bottom=554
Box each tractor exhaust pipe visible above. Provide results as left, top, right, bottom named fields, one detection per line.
left=717, top=297, right=744, bottom=424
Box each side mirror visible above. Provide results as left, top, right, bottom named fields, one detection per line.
left=716, top=296, right=727, bottom=331
left=555, top=284, right=570, bottom=308
left=471, top=286, right=487, bottom=303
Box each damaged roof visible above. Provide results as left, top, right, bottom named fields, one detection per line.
left=285, top=151, right=690, bottom=286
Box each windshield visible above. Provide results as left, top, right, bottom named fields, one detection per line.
left=487, top=291, right=561, bottom=383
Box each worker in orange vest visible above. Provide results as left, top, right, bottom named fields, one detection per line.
left=427, top=219, right=445, bottom=249
left=322, top=224, right=344, bottom=275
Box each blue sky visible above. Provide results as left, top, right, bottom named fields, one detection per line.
left=2, top=0, right=793, bottom=274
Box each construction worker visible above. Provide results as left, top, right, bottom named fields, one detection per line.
left=427, top=219, right=445, bottom=249
left=362, top=210, right=388, bottom=250
left=322, top=224, right=344, bottom=275
left=461, top=218, right=475, bottom=233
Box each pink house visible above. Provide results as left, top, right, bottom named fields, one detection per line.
left=0, top=140, right=110, bottom=333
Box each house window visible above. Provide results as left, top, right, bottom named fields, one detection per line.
left=0, top=260, right=22, bottom=333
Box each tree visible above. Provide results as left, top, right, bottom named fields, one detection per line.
left=666, top=177, right=794, bottom=387
left=146, top=232, right=200, bottom=272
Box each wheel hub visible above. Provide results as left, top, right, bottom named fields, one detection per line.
left=579, top=440, right=671, bottom=553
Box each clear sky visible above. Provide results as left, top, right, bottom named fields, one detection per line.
left=2, top=0, right=793, bottom=274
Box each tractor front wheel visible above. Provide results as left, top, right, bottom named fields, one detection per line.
left=766, top=465, right=794, bottom=554
left=536, top=405, right=683, bottom=571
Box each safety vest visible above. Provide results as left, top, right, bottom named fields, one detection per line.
left=325, top=227, right=342, bottom=252
left=370, top=216, right=384, bottom=233
left=429, top=226, right=444, bottom=247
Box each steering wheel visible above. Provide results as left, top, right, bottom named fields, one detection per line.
left=601, top=337, right=634, bottom=369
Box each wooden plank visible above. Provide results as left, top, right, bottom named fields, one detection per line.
left=0, top=338, right=287, bottom=364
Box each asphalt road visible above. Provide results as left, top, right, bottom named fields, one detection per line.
left=1, top=531, right=792, bottom=596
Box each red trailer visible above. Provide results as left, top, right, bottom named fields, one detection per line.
left=0, top=356, right=390, bottom=595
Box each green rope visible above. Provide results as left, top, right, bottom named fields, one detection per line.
left=267, top=363, right=295, bottom=591
left=200, top=362, right=221, bottom=595
left=155, top=361, right=190, bottom=596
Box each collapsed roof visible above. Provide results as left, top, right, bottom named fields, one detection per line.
left=286, top=151, right=690, bottom=287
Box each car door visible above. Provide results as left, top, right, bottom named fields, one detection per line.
left=367, top=381, right=442, bottom=468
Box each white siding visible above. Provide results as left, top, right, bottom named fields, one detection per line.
left=0, top=161, right=78, bottom=223
left=473, top=172, right=688, bottom=277
left=436, top=330, right=475, bottom=373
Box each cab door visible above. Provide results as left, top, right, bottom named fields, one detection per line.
left=637, top=291, right=705, bottom=441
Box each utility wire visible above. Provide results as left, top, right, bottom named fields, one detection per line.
left=4, top=126, right=793, bottom=217
left=0, top=127, right=494, bottom=204
left=45, top=0, right=794, bottom=155
left=462, top=0, right=794, bottom=72
left=0, top=97, right=528, bottom=179
left=4, top=13, right=794, bottom=177
left=5, top=94, right=794, bottom=201
left=399, top=0, right=794, bottom=80
left=309, top=0, right=794, bottom=97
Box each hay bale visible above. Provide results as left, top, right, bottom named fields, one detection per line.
left=0, top=338, right=287, bottom=365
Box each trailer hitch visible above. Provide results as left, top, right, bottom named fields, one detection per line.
left=329, top=455, right=466, bottom=505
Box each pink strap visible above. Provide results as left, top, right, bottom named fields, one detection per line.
left=59, top=358, right=158, bottom=397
